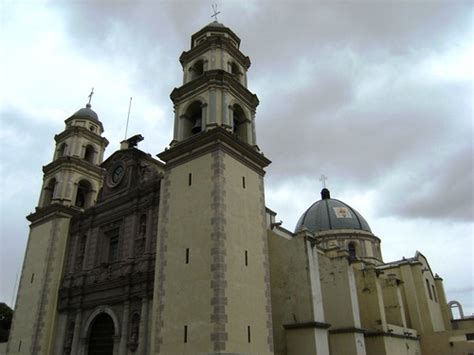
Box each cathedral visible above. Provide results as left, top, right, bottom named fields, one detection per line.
left=6, top=21, right=474, bottom=355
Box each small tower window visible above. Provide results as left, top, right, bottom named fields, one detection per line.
left=43, top=178, right=57, bottom=206
left=75, top=180, right=93, bottom=208
left=84, top=145, right=95, bottom=164
left=232, top=104, right=248, bottom=143
left=348, top=242, right=356, bottom=259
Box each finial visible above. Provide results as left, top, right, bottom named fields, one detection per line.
left=87, top=87, right=94, bottom=107
left=319, top=174, right=328, bottom=188
left=211, top=4, right=221, bottom=22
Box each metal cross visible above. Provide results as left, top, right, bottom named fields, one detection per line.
left=211, top=4, right=221, bottom=22
left=87, top=87, right=94, bottom=105
left=319, top=174, right=328, bottom=188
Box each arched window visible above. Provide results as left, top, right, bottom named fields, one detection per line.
left=84, top=145, right=95, bottom=164
left=58, top=143, right=67, bottom=158
left=43, top=178, right=57, bottom=206
left=348, top=242, right=356, bottom=259
left=190, top=59, right=204, bottom=80
left=183, top=101, right=203, bottom=139
left=232, top=104, right=248, bottom=143
left=75, top=180, right=93, bottom=208
left=87, top=313, right=115, bottom=354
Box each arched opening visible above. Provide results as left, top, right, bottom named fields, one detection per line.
left=75, top=180, right=93, bottom=208
left=448, top=301, right=464, bottom=320
left=190, top=59, right=204, bottom=80
left=84, top=145, right=95, bottom=164
left=87, top=313, right=115, bottom=355
left=231, top=62, right=241, bottom=82
left=43, top=178, right=57, bottom=206
left=58, top=143, right=67, bottom=159
left=183, top=101, right=203, bottom=139
left=348, top=242, right=356, bottom=259
left=232, top=104, right=248, bottom=143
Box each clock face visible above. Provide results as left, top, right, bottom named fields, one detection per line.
left=109, top=163, right=125, bottom=187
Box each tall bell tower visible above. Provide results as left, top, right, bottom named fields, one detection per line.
left=7, top=102, right=108, bottom=354
left=152, top=21, right=274, bottom=354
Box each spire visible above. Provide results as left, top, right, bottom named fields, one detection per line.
left=211, top=4, right=221, bottom=22
left=87, top=87, right=94, bottom=108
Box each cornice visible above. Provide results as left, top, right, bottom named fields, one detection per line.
left=27, top=204, right=80, bottom=225
left=43, top=156, right=105, bottom=177
left=55, top=126, right=109, bottom=147
left=181, top=36, right=250, bottom=69
left=190, top=25, right=241, bottom=49
left=283, top=321, right=331, bottom=330
left=157, top=127, right=271, bottom=175
left=170, top=70, right=259, bottom=109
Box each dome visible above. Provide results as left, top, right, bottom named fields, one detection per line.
left=69, top=103, right=100, bottom=122
left=295, top=188, right=372, bottom=233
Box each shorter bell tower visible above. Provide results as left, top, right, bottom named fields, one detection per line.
left=7, top=102, right=108, bottom=354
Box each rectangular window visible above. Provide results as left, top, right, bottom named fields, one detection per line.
left=431, top=285, right=437, bottom=302
left=18, top=341, right=21, bottom=351
left=30, top=273, right=34, bottom=283
left=466, top=333, right=474, bottom=341
left=425, top=279, right=432, bottom=300
left=242, top=176, right=246, bottom=189
left=184, top=325, right=188, bottom=343
left=186, top=248, right=189, bottom=264
left=245, top=250, right=248, bottom=266
left=247, top=325, right=251, bottom=343
left=188, top=173, right=192, bottom=186
left=109, top=235, right=119, bottom=262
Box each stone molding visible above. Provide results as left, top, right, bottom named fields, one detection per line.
left=283, top=321, right=331, bottom=330
left=55, top=125, right=109, bottom=146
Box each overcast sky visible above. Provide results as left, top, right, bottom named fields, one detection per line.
left=1, top=1, right=472, bottom=316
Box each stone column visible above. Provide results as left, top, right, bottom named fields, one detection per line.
left=119, top=302, right=130, bottom=355
left=71, top=311, right=83, bottom=355
left=137, top=298, right=149, bottom=353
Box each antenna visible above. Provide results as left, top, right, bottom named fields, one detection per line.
left=124, top=97, right=133, bottom=139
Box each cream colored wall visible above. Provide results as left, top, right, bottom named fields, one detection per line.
left=7, top=216, right=71, bottom=354
left=365, top=336, right=420, bottom=355
left=420, top=329, right=474, bottom=355
left=152, top=150, right=272, bottom=354
left=268, top=233, right=329, bottom=355
left=354, top=267, right=387, bottom=332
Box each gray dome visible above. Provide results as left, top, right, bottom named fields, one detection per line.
left=295, top=189, right=372, bottom=233
left=69, top=103, right=99, bottom=122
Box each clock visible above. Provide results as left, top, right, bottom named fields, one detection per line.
left=108, top=163, right=125, bottom=187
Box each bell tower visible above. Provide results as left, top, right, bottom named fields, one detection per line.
left=170, top=21, right=259, bottom=148
left=7, top=102, right=108, bottom=354
left=152, top=22, right=274, bottom=354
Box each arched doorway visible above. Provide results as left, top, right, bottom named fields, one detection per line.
left=87, top=313, right=115, bottom=355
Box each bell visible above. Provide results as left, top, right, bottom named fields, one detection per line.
left=191, top=118, right=202, bottom=134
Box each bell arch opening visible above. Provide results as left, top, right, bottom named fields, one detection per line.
left=42, top=178, right=57, bottom=206
left=190, top=59, right=205, bottom=80
left=75, top=179, right=93, bottom=208
left=57, top=143, right=67, bottom=159
left=182, top=101, right=203, bottom=139
left=84, top=144, right=95, bottom=164
left=232, top=104, right=249, bottom=143
left=87, top=313, right=115, bottom=355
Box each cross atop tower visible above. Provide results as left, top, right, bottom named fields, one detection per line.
left=211, top=4, right=221, bottom=22
left=319, top=174, right=328, bottom=188
left=87, top=87, right=94, bottom=106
